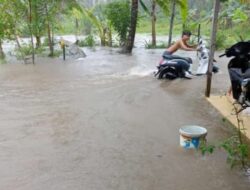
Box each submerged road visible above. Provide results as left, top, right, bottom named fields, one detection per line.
left=0, top=47, right=249, bottom=190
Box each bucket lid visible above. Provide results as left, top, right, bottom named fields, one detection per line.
left=179, top=125, right=207, bottom=138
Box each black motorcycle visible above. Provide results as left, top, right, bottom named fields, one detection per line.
left=154, top=54, right=191, bottom=80
left=220, top=41, right=250, bottom=112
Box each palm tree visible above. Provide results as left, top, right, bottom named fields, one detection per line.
left=139, top=0, right=170, bottom=48
left=123, top=0, right=139, bottom=53
left=28, top=0, right=35, bottom=64
left=81, top=5, right=108, bottom=46
left=139, top=0, right=158, bottom=48
left=168, top=0, right=176, bottom=47
left=151, top=0, right=157, bottom=47
left=147, top=0, right=188, bottom=47
left=167, top=0, right=188, bottom=47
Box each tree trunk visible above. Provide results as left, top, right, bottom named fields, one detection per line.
left=151, top=0, right=156, bottom=48
left=28, top=0, right=35, bottom=64
left=205, top=0, right=220, bottom=97
left=45, top=3, right=54, bottom=57
left=36, top=36, right=41, bottom=48
left=123, top=0, right=138, bottom=53
left=51, top=23, right=54, bottom=49
left=15, top=33, right=27, bottom=64
left=108, top=24, right=112, bottom=47
left=0, top=39, right=5, bottom=59
left=168, top=0, right=176, bottom=47
left=75, top=18, right=79, bottom=44
left=34, top=1, right=40, bottom=49
left=101, top=28, right=106, bottom=46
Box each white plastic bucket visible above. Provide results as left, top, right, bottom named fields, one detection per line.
left=179, top=125, right=207, bottom=149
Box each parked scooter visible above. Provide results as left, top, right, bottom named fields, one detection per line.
left=220, top=41, right=250, bottom=112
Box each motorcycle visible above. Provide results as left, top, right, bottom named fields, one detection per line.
left=154, top=51, right=195, bottom=80
left=154, top=37, right=219, bottom=80
left=220, top=41, right=250, bottom=112
left=196, top=38, right=219, bottom=75
left=154, top=56, right=186, bottom=80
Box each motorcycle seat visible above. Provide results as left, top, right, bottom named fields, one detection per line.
left=158, top=61, right=178, bottom=68
left=163, top=54, right=175, bottom=60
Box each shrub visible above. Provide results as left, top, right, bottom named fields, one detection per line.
left=78, top=35, right=95, bottom=47
left=105, top=0, right=130, bottom=46
left=215, top=31, right=226, bottom=50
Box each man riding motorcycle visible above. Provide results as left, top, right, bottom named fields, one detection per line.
left=159, top=30, right=197, bottom=79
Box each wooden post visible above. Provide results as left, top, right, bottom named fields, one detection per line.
left=197, top=24, right=201, bottom=57
left=63, top=45, right=65, bottom=61
left=205, top=0, right=220, bottom=97
left=60, top=39, right=65, bottom=61
left=197, top=24, right=201, bottom=43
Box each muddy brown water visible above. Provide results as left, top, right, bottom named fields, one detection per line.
left=0, top=47, right=249, bottom=190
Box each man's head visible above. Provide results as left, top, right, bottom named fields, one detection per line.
left=182, top=30, right=192, bottom=41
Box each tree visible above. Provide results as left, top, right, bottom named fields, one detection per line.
left=123, top=0, right=139, bottom=53
left=167, top=0, right=188, bottom=47
left=151, top=0, right=156, bottom=47
left=105, top=0, right=130, bottom=46
left=168, top=0, right=176, bottom=47
left=0, top=0, right=20, bottom=59
left=139, top=0, right=158, bottom=48
left=28, top=0, right=35, bottom=64
left=143, top=0, right=188, bottom=47
left=81, top=5, right=108, bottom=46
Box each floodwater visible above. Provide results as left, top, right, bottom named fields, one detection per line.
left=0, top=44, right=249, bottom=190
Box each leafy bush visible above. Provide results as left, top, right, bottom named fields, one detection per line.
left=105, top=0, right=130, bottom=46
left=15, top=44, right=33, bottom=58
left=15, top=44, right=47, bottom=59
left=215, top=31, right=226, bottom=50
left=43, top=37, right=49, bottom=46
left=78, top=35, right=95, bottom=47
left=42, top=37, right=57, bottom=47
left=200, top=105, right=250, bottom=169
left=50, top=49, right=62, bottom=57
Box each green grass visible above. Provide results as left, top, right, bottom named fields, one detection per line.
left=144, top=40, right=167, bottom=49
left=137, top=18, right=183, bottom=35
left=137, top=18, right=250, bottom=50
left=55, top=15, right=250, bottom=50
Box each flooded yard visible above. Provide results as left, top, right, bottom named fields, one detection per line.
left=0, top=46, right=249, bottom=190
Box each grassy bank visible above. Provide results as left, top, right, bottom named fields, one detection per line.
left=136, top=18, right=250, bottom=50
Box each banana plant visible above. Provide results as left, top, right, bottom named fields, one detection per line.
left=81, top=5, right=108, bottom=46
left=139, top=0, right=188, bottom=47
left=139, top=0, right=158, bottom=48
left=167, top=0, right=188, bottom=47
left=71, top=7, right=83, bottom=43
